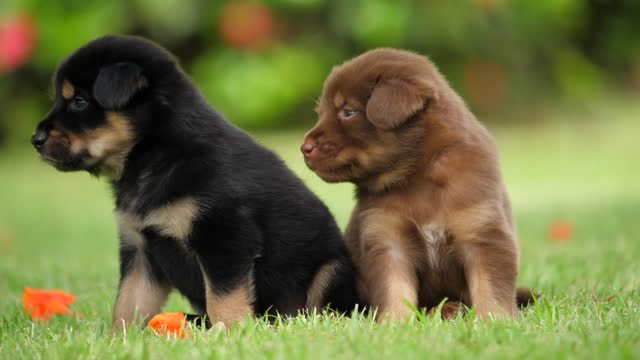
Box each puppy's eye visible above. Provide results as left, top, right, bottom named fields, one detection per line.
left=68, top=96, right=89, bottom=112
left=341, top=109, right=357, bottom=119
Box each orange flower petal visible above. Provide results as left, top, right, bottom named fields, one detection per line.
left=43, top=298, right=73, bottom=314
left=23, top=287, right=76, bottom=320
left=148, top=312, right=190, bottom=338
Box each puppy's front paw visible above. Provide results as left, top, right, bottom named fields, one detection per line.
left=111, top=319, right=129, bottom=336
left=427, top=301, right=462, bottom=320
left=209, top=321, right=227, bottom=332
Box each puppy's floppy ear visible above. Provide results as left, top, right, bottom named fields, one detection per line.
left=366, top=78, right=435, bottom=130
left=93, top=62, right=148, bottom=109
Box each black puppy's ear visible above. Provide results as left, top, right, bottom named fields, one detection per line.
left=93, top=62, right=148, bottom=109
left=366, top=78, right=436, bottom=130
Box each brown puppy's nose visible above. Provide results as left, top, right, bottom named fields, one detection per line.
left=301, top=142, right=315, bottom=156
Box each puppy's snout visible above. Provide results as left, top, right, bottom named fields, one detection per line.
left=31, top=128, right=49, bottom=149
left=302, top=127, right=324, bottom=157
left=301, top=141, right=315, bottom=156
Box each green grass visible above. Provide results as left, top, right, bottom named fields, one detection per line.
left=1, top=101, right=639, bottom=359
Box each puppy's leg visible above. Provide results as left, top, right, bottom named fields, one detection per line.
left=516, top=287, right=539, bottom=307
left=113, top=246, right=171, bottom=331
left=309, top=256, right=361, bottom=314
left=365, top=255, right=418, bottom=320
left=358, top=210, right=423, bottom=320
left=427, top=301, right=463, bottom=320
left=306, top=260, right=341, bottom=313
left=461, top=227, right=518, bottom=319
left=201, top=269, right=254, bottom=329
left=192, top=211, right=259, bottom=328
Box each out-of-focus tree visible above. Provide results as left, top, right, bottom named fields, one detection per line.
left=1, top=0, right=639, bottom=145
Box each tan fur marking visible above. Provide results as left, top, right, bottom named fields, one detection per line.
left=306, top=260, right=339, bottom=311
left=204, top=274, right=254, bottom=328
left=49, top=129, right=63, bottom=138
left=144, top=197, right=200, bottom=241
left=62, top=80, right=74, bottom=100
left=67, top=112, right=134, bottom=179
left=113, top=258, right=170, bottom=329
left=89, top=112, right=135, bottom=179
left=66, top=131, right=84, bottom=155
left=115, top=210, right=145, bottom=248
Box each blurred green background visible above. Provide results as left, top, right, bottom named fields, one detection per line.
left=1, top=0, right=640, bottom=140
left=1, top=2, right=640, bottom=357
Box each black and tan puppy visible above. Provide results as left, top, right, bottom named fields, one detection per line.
left=32, top=35, right=359, bottom=329
left=302, top=49, right=534, bottom=320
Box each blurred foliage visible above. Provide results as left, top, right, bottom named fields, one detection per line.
left=1, top=0, right=640, bottom=142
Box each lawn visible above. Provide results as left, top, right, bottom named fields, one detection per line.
left=1, top=100, right=639, bottom=359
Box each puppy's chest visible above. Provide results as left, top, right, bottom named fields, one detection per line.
left=419, top=223, right=452, bottom=271
left=115, top=197, right=201, bottom=247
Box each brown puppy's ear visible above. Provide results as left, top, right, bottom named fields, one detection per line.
left=366, top=78, right=434, bottom=130
left=93, top=62, right=148, bottom=109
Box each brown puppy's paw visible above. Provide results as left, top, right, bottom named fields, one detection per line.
left=516, top=287, right=541, bottom=308
left=427, top=301, right=462, bottom=320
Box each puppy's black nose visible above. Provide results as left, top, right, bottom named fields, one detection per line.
left=31, top=129, right=48, bottom=148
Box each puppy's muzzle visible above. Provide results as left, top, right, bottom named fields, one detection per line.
left=31, top=128, right=49, bottom=151
left=301, top=140, right=337, bottom=162
left=301, top=142, right=315, bottom=156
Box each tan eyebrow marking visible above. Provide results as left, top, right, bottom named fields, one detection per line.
left=62, top=80, right=75, bottom=100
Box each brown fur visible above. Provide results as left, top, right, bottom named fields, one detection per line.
left=112, top=256, right=171, bottom=330
left=427, top=301, right=463, bottom=320
left=69, top=111, right=134, bottom=179
left=40, top=110, right=134, bottom=180
left=303, top=48, right=530, bottom=319
left=203, top=271, right=255, bottom=328
left=306, top=260, right=339, bottom=311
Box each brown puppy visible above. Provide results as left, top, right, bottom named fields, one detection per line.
left=302, top=48, right=530, bottom=319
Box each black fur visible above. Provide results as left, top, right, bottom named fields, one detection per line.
left=33, top=35, right=360, bottom=324
left=93, top=62, right=148, bottom=109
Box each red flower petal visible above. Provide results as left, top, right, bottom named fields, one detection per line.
left=0, top=14, right=38, bottom=72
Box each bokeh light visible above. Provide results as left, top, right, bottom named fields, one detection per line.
left=219, top=1, right=275, bottom=51
left=0, top=14, right=37, bottom=74
left=0, top=0, right=638, bottom=133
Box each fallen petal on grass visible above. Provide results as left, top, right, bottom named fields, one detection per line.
left=22, top=287, right=76, bottom=320
left=148, top=312, right=191, bottom=338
